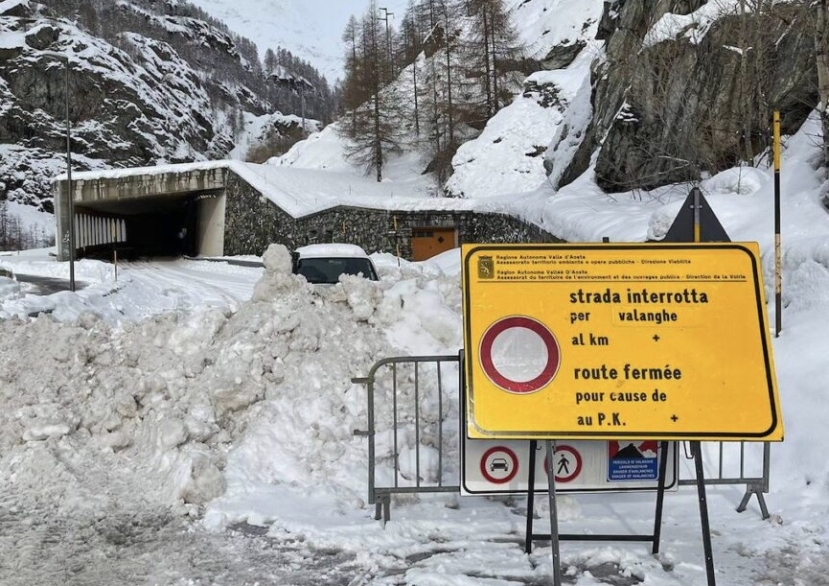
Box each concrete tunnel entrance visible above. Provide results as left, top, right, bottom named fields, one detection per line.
left=55, top=165, right=229, bottom=263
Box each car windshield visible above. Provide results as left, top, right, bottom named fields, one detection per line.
left=296, top=257, right=378, bottom=284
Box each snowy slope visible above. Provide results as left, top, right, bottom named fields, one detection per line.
left=275, top=0, right=606, bottom=199
left=183, top=0, right=401, bottom=81
left=508, top=0, right=604, bottom=60
left=185, top=0, right=589, bottom=84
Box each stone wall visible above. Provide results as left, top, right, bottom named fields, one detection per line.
left=223, top=172, right=562, bottom=258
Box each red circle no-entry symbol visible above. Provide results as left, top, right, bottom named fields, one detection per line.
left=479, top=316, right=560, bottom=394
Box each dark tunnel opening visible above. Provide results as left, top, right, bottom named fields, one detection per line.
left=78, top=194, right=202, bottom=261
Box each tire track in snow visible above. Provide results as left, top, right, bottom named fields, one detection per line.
left=107, top=259, right=262, bottom=319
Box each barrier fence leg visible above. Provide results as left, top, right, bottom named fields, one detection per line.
left=374, top=496, right=391, bottom=525
left=545, top=440, right=563, bottom=586
left=737, top=484, right=770, bottom=520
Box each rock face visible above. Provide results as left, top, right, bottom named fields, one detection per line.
left=0, top=1, right=306, bottom=215
left=559, top=0, right=818, bottom=192
left=541, top=40, right=586, bottom=71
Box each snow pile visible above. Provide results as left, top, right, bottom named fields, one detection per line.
left=1, top=125, right=828, bottom=586
left=643, top=0, right=741, bottom=48
left=0, top=245, right=462, bottom=525
left=507, top=0, right=603, bottom=61
left=0, top=275, right=19, bottom=301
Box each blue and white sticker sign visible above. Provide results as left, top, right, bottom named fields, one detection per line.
left=608, top=441, right=659, bottom=481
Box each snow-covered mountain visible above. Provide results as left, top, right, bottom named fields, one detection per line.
left=6, top=0, right=818, bottom=242
left=184, top=0, right=379, bottom=82
left=0, top=0, right=329, bottom=236
left=281, top=0, right=822, bottom=206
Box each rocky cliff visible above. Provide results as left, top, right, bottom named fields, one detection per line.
left=0, top=0, right=316, bottom=217
left=554, top=0, right=819, bottom=192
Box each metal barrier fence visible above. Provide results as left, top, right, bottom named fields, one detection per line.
left=678, top=440, right=770, bottom=518
left=352, top=354, right=462, bottom=522
left=353, top=354, right=770, bottom=522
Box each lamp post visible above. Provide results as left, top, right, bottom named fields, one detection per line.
left=45, top=50, right=75, bottom=291
left=64, top=55, right=75, bottom=292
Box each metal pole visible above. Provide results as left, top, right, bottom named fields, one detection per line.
left=524, top=440, right=538, bottom=554
left=65, top=56, right=75, bottom=292
left=112, top=224, right=118, bottom=282
left=545, top=440, right=563, bottom=586
left=773, top=111, right=782, bottom=337
left=300, top=85, right=305, bottom=137
left=691, top=441, right=717, bottom=586
left=693, top=187, right=701, bottom=243
left=651, top=441, right=670, bottom=554
left=386, top=11, right=394, bottom=76
left=378, top=7, right=394, bottom=76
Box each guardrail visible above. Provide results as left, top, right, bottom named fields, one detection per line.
left=353, top=354, right=771, bottom=522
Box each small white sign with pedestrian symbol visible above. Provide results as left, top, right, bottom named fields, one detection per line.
left=545, top=445, right=582, bottom=483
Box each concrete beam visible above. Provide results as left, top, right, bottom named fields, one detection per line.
left=71, top=167, right=228, bottom=203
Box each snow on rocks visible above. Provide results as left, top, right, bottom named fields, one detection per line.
left=0, top=275, right=20, bottom=301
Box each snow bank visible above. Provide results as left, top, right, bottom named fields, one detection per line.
left=0, top=244, right=462, bottom=528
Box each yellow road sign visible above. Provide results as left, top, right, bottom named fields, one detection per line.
left=462, top=243, right=783, bottom=441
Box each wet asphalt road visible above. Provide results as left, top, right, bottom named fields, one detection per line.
left=0, top=507, right=363, bottom=586
left=12, top=273, right=84, bottom=295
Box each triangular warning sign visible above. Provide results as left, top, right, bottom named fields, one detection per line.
left=662, top=188, right=731, bottom=243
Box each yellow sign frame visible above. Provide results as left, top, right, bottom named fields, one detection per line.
left=462, top=243, right=783, bottom=441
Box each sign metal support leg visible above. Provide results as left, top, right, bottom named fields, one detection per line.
left=525, top=440, right=538, bottom=554
left=691, top=441, right=717, bottom=586
left=523, top=441, right=671, bottom=583
left=652, top=441, right=669, bottom=554
left=545, top=440, right=563, bottom=586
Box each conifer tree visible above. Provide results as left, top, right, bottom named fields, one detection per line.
left=264, top=48, right=277, bottom=75
left=463, top=0, right=519, bottom=120
left=400, top=8, right=423, bottom=136
left=340, top=1, right=404, bottom=181
left=341, top=15, right=364, bottom=135
left=816, top=0, right=829, bottom=166
left=0, top=199, right=8, bottom=251
left=412, top=0, right=463, bottom=184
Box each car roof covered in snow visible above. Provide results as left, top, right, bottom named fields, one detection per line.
left=294, top=243, right=371, bottom=258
